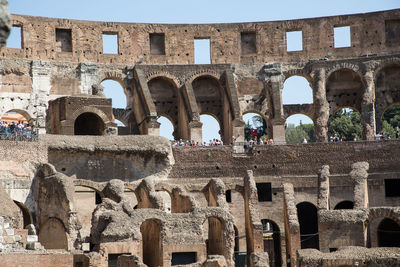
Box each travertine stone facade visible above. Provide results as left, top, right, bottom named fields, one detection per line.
left=2, top=10, right=400, bottom=142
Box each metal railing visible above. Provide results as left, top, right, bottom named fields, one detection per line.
left=0, top=127, right=39, bottom=142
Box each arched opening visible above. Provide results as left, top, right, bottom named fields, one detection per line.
left=38, top=218, right=68, bottom=250
left=193, top=76, right=229, bottom=143
left=101, top=79, right=127, bottom=127
left=141, top=219, right=163, bottom=267
left=148, top=77, right=179, bottom=139
left=326, top=69, right=363, bottom=116
left=285, top=114, right=314, bottom=144
left=206, top=217, right=225, bottom=256
left=74, top=185, right=101, bottom=251
left=74, top=112, right=105, bottom=135
left=243, top=112, right=267, bottom=142
left=381, top=104, right=400, bottom=139
left=334, top=200, right=354, bottom=210
left=200, top=114, right=221, bottom=145
left=328, top=108, right=362, bottom=141
left=377, top=218, right=400, bottom=247
left=375, top=64, right=400, bottom=133
left=156, top=190, right=172, bottom=213
left=101, top=79, right=127, bottom=109
left=0, top=110, right=35, bottom=140
left=13, top=201, right=32, bottom=228
left=296, top=202, right=319, bottom=249
left=157, top=115, right=174, bottom=141
left=261, top=219, right=282, bottom=267
left=282, top=76, right=313, bottom=105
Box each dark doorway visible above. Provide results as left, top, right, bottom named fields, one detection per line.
left=261, top=219, right=282, bottom=267
left=207, top=217, right=225, bottom=256
left=296, top=202, right=319, bottom=249
left=141, top=220, right=163, bottom=267
left=171, top=252, right=196, bottom=265
left=378, top=218, right=400, bottom=247
left=334, top=200, right=354, bottom=210
left=74, top=112, right=105, bottom=135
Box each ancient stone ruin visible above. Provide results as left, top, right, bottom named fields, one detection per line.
left=0, top=2, right=400, bottom=267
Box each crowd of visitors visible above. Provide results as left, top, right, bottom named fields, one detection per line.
left=172, top=138, right=224, bottom=147
left=0, top=120, right=38, bottom=141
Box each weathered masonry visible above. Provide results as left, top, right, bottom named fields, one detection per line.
left=2, top=9, right=400, bottom=143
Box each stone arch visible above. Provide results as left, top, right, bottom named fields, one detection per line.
left=1, top=109, right=35, bottom=125
left=72, top=106, right=112, bottom=125
left=367, top=207, right=400, bottom=247
left=374, top=63, right=400, bottom=132
left=74, top=112, right=105, bottom=135
left=187, top=71, right=220, bottom=84
left=377, top=218, right=400, bottom=247
left=282, top=70, right=313, bottom=85
left=38, top=217, right=69, bottom=250
left=73, top=179, right=104, bottom=196
left=326, top=68, right=365, bottom=116
left=98, top=70, right=126, bottom=88
left=296, top=202, right=319, bottom=249
left=325, top=63, right=363, bottom=81
left=13, top=200, right=33, bottom=228
left=157, top=114, right=175, bottom=140
left=72, top=106, right=112, bottom=136
left=140, top=219, right=163, bottom=267
left=261, top=219, right=282, bottom=267
left=146, top=72, right=181, bottom=88
left=192, top=74, right=232, bottom=143
left=201, top=213, right=234, bottom=266
left=242, top=111, right=268, bottom=140
left=372, top=58, right=400, bottom=81
left=284, top=111, right=314, bottom=122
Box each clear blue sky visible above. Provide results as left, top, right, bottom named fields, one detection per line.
left=8, top=0, right=400, bottom=141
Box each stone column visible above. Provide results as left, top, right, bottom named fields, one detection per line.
left=361, top=70, right=376, bottom=140
left=269, top=74, right=286, bottom=144
left=189, top=120, right=203, bottom=144
left=350, top=162, right=369, bottom=209
left=79, top=63, right=99, bottom=95
left=31, top=60, right=52, bottom=133
left=317, top=165, right=330, bottom=210
left=312, top=68, right=329, bottom=142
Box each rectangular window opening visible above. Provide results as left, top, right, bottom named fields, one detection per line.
left=256, top=183, right=272, bottom=202
left=385, top=20, right=400, bottom=44
left=150, top=33, right=165, bottom=55
left=108, top=253, right=130, bottom=267
left=102, top=33, right=118, bottom=54
left=241, top=32, right=257, bottom=54
left=7, top=25, right=22, bottom=49
left=334, top=26, right=351, bottom=48
left=385, top=179, right=400, bottom=197
left=194, top=38, right=211, bottom=64
left=171, top=252, right=197, bottom=266
left=286, top=30, right=302, bottom=52
left=56, top=28, right=72, bottom=52
left=226, top=190, right=232, bottom=203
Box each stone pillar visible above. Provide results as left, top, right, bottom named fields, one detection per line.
left=147, top=116, right=160, bottom=136
left=282, top=183, right=300, bottom=267
left=312, top=68, right=329, bottom=142
left=189, top=120, right=203, bottom=144
left=269, top=75, right=286, bottom=144
left=31, top=60, right=52, bottom=133
left=361, top=71, right=376, bottom=140
left=317, top=165, right=330, bottom=210
left=79, top=63, right=99, bottom=95
left=350, top=162, right=369, bottom=209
